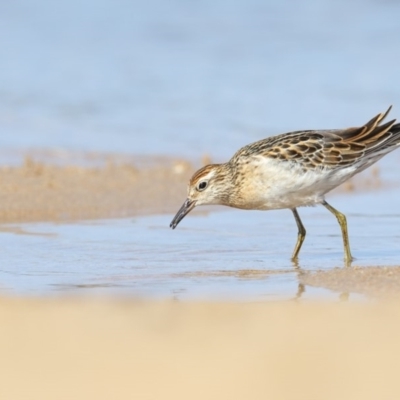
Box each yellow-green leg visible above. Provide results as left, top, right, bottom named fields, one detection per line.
left=291, top=208, right=306, bottom=261
left=322, top=200, right=353, bottom=264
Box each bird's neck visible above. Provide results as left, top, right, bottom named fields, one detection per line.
left=213, top=163, right=237, bottom=206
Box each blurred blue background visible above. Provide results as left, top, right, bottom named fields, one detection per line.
left=1, top=0, right=400, bottom=159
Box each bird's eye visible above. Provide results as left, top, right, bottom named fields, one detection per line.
left=197, top=181, right=208, bottom=191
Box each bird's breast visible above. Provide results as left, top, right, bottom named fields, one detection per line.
left=230, top=157, right=353, bottom=210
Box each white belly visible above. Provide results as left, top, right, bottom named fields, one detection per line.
left=236, top=157, right=357, bottom=210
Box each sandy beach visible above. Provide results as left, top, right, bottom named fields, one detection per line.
left=1, top=298, right=400, bottom=400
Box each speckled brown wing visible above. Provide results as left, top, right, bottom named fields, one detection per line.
left=233, top=107, right=400, bottom=170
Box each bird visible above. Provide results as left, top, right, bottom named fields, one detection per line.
left=170, top=107, right=400, bottom=263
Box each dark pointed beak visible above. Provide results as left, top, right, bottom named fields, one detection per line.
left=170, top=198, right=196, bottom=229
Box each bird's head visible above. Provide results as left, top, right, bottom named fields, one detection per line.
left=170, top=164, right=230, bottom=229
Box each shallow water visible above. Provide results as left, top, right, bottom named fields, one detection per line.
left=0, top=186, right=399, bottom=300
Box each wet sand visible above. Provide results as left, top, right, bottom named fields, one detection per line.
left=1, top=298, right=400, bottom=400
left=301, top=265, right=400, bottom=298
left=0, top=151, right=383, bottom=223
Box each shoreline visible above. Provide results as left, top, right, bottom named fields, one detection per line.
left=0, top=150, right=387, bottom=224
left=0, top=149, right=399, bottom=300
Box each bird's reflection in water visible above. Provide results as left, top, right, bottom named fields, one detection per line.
left=291, top=260, right=349, bottom=302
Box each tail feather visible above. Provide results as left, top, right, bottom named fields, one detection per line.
left=339, top=112, right=400, bottom=174
left=340, top=106, right=400, bottom=153
left=357, top=119, right=397, bottom=145
left=340, top=106, right=392, bottom=142
left=364, top=105, right=392, bottom=130
left=372, top=122, right=400, bottom=152
left=328, top=107, right=400, bottom=169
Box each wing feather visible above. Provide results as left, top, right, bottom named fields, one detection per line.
left=232, top=106, right=400, bottom=170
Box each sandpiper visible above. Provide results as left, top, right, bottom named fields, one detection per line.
left=170, top=107, right=400, bottom=263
